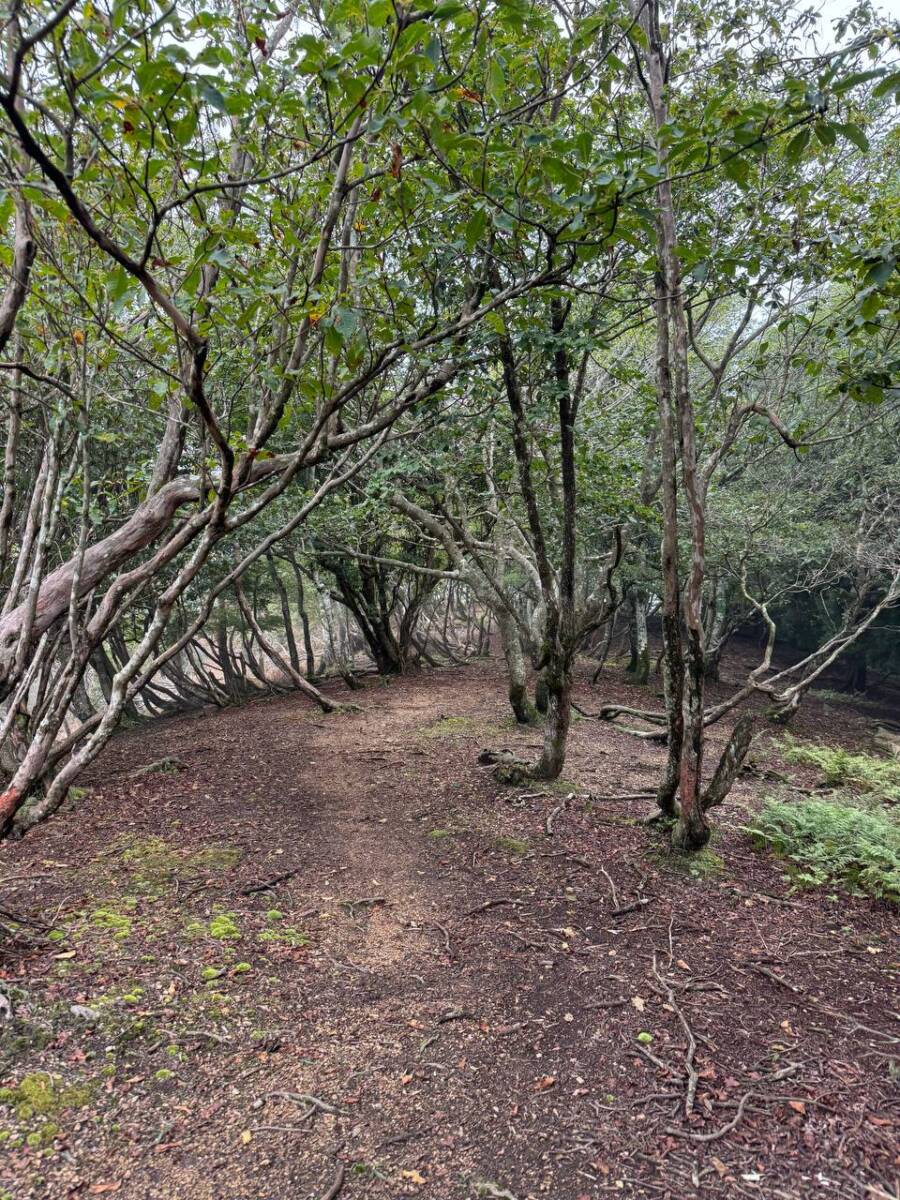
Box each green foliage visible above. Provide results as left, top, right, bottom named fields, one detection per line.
left=782, top=738, right=900, bottom=801
left=747, top=795, right=900, bottom=901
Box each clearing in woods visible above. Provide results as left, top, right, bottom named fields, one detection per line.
left=0, top=657, right=897, bottom=1200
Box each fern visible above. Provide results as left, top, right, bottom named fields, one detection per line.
left=746, top=794, right=900, bottom=901
left=781, top=737, right=900, bottom=802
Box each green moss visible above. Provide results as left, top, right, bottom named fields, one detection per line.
left=110, top=835, right=241, bottom=894
left=201, top=965, right=224, bottom=981
left=653, top=845, right=725, bottom=880
left=232, top=962, right=252, bottom=974
left=90, top=908, right=132, bottom=939
left=208, top=912, right=241, bottom=940
left=257, top=926, right=308, bottom=947
left=422, top=715, right=479, bottom=737
left=265, top=909, right=283, bottom=921
left=495, top=836, right=530, bottom=857
left=153, top=1069, right=175, bottom=1082
left=428, top=828, right=453, bottom=839
left=0, top=1074, right=93, bottom=1118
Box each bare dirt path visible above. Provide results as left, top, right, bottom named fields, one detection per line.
left=1, top=661, right=897, bottom=1200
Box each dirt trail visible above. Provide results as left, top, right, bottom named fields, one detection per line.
left=0, top=661, right=897, bottom=1200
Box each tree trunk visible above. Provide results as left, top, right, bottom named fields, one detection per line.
left=625, top=590, right=650, bottom=685
left=532, top=661, right=572, bottom=781
left=498, top=611, right=538, bottom=725
left=267, top=553, right=299, bottom=672
left=701, top=712, right=755, bottom=811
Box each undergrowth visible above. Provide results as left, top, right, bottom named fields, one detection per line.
left=746, top=793, right=900, bottom=901
left=781, top=737, right=900, bottom=801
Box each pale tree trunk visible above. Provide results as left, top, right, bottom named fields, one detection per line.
left=626, top=589, right=650, bottom=685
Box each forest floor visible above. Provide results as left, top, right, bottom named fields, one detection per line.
left=0, top=653, right=898, bottom=1200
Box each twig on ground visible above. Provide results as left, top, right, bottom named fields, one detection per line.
left=652, top=954, right=699, bottom=1119
left=425, top=920, right=452, bottom=956
left=545, top=803, right=565, bottom=836
left=466, top=897, right=520, bottom=917
left=0, top=905, right=50, bottom=930
left=667, top=1091, right=754, bottom=1142
left=599, top=867, right=619, bottom=910
left=240, top=869, right=300, bottom=896
left=590, top=792, right=657, bottom=802
left=437, top=1009, right=475, bottom=1024
left=746, top=963, right=804, bottom=993
left=318, top=1164, right=345, bottom=1200
left=611, top=898, right=652, bottom=917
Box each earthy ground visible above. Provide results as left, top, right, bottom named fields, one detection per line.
left=0, top=654, right=898, bottom=1200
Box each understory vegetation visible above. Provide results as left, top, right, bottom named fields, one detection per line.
left=749, top=791, right=900, bottom=900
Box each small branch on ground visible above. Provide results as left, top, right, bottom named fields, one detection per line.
left=652, top=953, right=699, bottom=1118
left=545, top=803, right=565, bottom=836
left=129, top=756, right=186, bottom=778
left=240, top=869, right=300, bottom=895
left=667, top=1091, right=754, bottom=1142
left=466, top=897, right=520, bottom=917
left=317, top=1164, right=346, bottom=1200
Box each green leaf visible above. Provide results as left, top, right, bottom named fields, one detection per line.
left=487, top=59, right=505, bottom=103
left=197, top=79, right=227, bottom=112
left=783, top=127, right=810, bottom=164
left=464, top=207, right=488, bottom=250
left=722, top=155, right=750, bottom=188
left=833, top=123, right=869, bottom=153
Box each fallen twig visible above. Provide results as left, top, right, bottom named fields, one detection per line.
left=611, top=898, right=652, bottom=917
left=425, top=919, right=452, bottom=956
left=590, top=792, right=657, bottom=802
left=599, top=867, right=619, bottom=910
left=667, top=1091, right=754, bottom=1142
left=466, top=897, right=520, bottom=917
left=318, top=1164, right=345, bottom=1200
left=652, top=954, right=699, bottom=1119
left=746, top=963, right=804, bottom=993
left=545, top=803, right=565, bottom=836
left=240, top=869, right=300, bottom=896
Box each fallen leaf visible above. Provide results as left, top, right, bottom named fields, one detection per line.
left=533, top=1074, right=556, bottom=1091
left=88, top=1185, right=122, bottom=1196
left=789, top=1100, right=806, bottom=1114
left=240, top=1130, right=252, bottom=1145
left=631, top=996, right=646, bottom=1012
left=710, top=1156, right=728, bottom=1178
left=401, top=1169, right=426, bottom=1184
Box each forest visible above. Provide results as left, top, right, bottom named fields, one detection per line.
left=0, top=0, right=898, bottom=1196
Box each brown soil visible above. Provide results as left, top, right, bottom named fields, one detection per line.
left=0, top=656, right=897, bottom=1200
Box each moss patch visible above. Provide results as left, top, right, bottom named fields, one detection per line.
left=111, top=835, right=241, bottom=894
left=0, top=1072, right=93, bottom=1123
left=495, top=836, right=530, bottom=857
